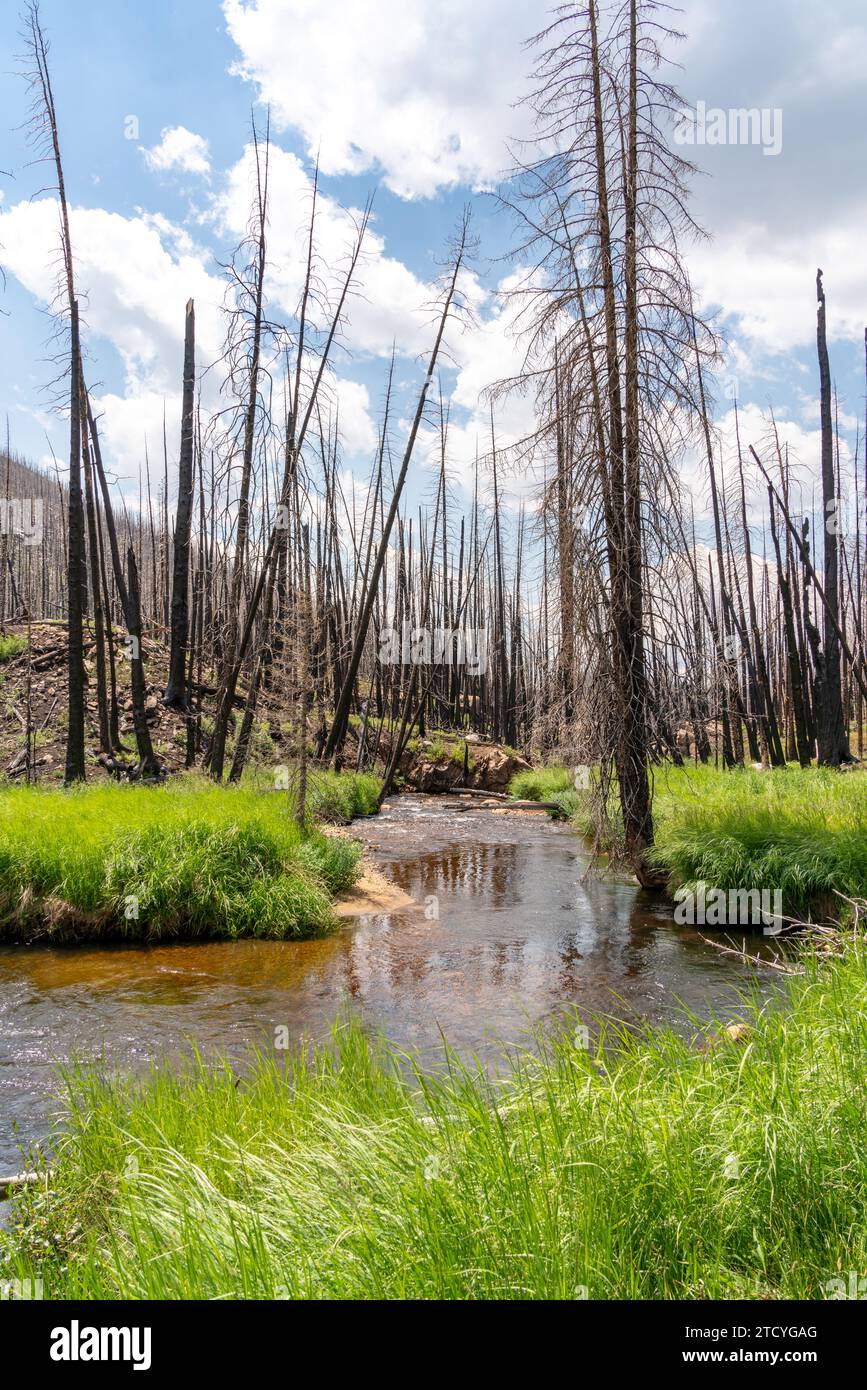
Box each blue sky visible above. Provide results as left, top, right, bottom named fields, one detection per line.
left=1, top=0, right=866, bottom=534
left=0, top=0, right=495, bottom=457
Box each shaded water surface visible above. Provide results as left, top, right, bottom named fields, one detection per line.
left=0, top=795, right=780, bottom=1170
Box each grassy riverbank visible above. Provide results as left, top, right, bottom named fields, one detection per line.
left=510, top=763, right=867, bottom=915
left=0, top=773, right=379, bottom=943
left=3, top=943, right=866, bottom=1299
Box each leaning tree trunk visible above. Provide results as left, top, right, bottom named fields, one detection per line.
left=28, top=5, right=87, bottom=783
left=323, top=219, right=469, bottom=764
left=86, top=400, right=161, bottom=775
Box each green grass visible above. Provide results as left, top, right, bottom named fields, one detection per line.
left=650, top=765, right=867, bottom=915
left=0, top=778, right=365, bottom=942
left=241, top=767, right=381, bottom=821
left=510, top=765, right=581, bottom=819
left=511, top=762, right=867, bottom=914
left=0, top=634, right=26, bottom=662
left=4, top=943, right=867, bottom=1299
left=308, top=770, right=381, bottom=821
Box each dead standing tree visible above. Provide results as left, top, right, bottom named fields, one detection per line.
left=220, top=117, right=271, bottom=689
left=815, top=270, right=850, bottom=765
left=207, top=194, right=373, bottom=780
left=164, top=299, right=196, bottom=710
left=501, top=0, right=717, bottom=883
left=323, top=213, right=474, bottom=766
left=87, top=402, right=161, bottom=778
left=23, top=1, right=87, bottom=783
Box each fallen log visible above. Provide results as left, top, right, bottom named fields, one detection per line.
left=498, top=799, right=564, bottom=811
left=448, top=787, right=510, bottom=799
left=443, top=791, right=564, bottom=811
left=0, top=1170, right=51, bottom=1199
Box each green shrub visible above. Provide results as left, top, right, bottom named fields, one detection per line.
left=307, top=770, right=381, bottom=822
left=426, top=738, right=448, bottom=763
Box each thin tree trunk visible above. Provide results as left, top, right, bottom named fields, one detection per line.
left=165, top=298, right=196, bottom=709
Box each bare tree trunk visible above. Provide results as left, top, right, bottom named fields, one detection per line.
left=64, top=300, right=86, bottom=783
left=80, top=385, right=110, bottom=754
left=126, top=547, right=161, bottom=779
left=165, top=298, right=196, bottom=709
left=323, top=216, right=470, bottom=763
left=86, top=401, right=161, bottom=775
left=815, top=270, right=849, bottom=764
left=616, top=0, right=658, bottom=880
left=768, top=487, right=811, bottom=765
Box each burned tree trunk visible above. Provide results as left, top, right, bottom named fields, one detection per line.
left=323, top=217, right=470, bottom=764
left=616, top=0, right=658, bottom=880
left=126, top=547, right=161, bottom=780
left=768, top=487, right=811, bottom=765
left=80, top=386, right=110, bottom=755
left=164, top=299, right=196, bottom=710
left=64, top=301, right=87, bottom=783
left=815, top=270, right=849, bottom=764
left=86, top=402, right=161, bottom=776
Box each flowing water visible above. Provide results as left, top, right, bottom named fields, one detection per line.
left=0, top=795, right=782, bottom=1173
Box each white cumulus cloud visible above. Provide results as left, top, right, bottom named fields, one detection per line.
left=144, top=126, right=211, bottom=177
left=222, top=0, right=540, bottom=198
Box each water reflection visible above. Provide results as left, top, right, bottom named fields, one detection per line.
left=0, top=795, right=779, bottom=1170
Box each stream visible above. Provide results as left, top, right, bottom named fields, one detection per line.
left=0, top=794, right=782, bottom=1173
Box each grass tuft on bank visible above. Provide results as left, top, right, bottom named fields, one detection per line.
left=297, top=769, right=381, bottom=822
left=650, top=764, right=867, bottom=914
left=510, top=762, right=867, bottom=913
left=0, top=776, right=372, bottom=942
left=510, top=765, right=579, bottom=818
left=4, top=943, right=867, bottom=1299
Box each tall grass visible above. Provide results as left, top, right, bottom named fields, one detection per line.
left=650, top=764, right=867, bottom=912
left=0, top=778, right=364, bottom=942
left=4, top=944, right=867, bottom=1299
left=241, top=766, right=382, bottom=822
left=305, top=770, right=381, bottom=821
left=511, top=762, right=867, bottom=912
left=510, top=765, right=578, bottom=818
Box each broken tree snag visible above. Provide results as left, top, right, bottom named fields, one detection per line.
left=164, top=298, right=196, bottom=711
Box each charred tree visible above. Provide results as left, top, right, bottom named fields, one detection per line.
left=164, top=298, right=196, bottom=710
